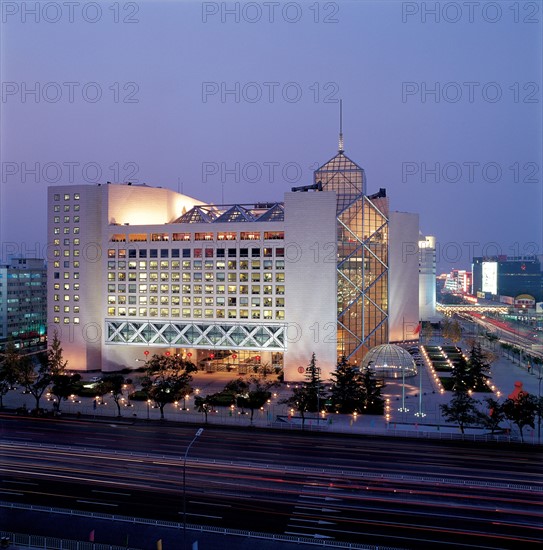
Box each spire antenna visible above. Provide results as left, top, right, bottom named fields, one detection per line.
left=338, top=99, right=344, bottom=153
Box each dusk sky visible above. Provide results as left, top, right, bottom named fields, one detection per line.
left=1, top=0, right=541, bottom=272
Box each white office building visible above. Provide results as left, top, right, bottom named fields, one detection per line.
left=46, top=141, right=423, bottom=380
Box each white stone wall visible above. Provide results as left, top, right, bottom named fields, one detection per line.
left=388, top=211, right=420, bottom=342
left=283, top=191, right=337, bottom=382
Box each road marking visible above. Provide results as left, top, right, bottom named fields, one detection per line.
left=77, top=500, right=118, bottom=507
left=299, top=495, right=341, bottom=502
left=0, top=490, right=24, bottom=496
left=285, top=531, right=334, bottom=540
left=294, top=506, right=339, bottom=513
left=189, top=501, right=231, bottom=508
left=178, top=512, right=221, bottom=519
left=291, top=518, right=336, bottom=525
left=3, top=480, right=38, bottom=486
left=92, top=490, right=131, bottom=496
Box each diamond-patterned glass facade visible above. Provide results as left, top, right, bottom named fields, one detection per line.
left=315, top=151, right=388, bottom=365
left=105, top=320, right=286, bottom=350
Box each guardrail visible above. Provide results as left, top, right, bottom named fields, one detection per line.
left=0, top=507, right=400, bottom=550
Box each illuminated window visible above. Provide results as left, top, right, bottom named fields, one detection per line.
left=173, top=233, right=191, bottom=241
left=64, top=194, right=70, bottom=200
left=54, top=194, right=60, bottom=201
left=63, top=317, right=70, bottom=324
left=54, top=316, right=60, bottom=323
left=195, top=232, right=213, bottom=241
left=241, top=232, right=260, bottom=240
left=151, top=233, right=169, bottom=242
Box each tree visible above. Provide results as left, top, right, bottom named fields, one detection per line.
left=440, top=391, right=481, bottom=434
left=451, top=342, right=492, bottom=393
left=50, top=373, right=81, bottom=413
left=479, top=397, right=506, bottom=435
left=140, top=354, right=195, bottom=419
left=15, top=352, right=52, bottom=412
left=304, top=353, right=326, bottom=413
left=195, top=394, right=217, bottom=424
left=329, top=356, right=366, bottom=414
left=361, top=365, right=386, bottom=414
left=279, top=386, right=314, bottom=429
left=224, top=378, right=250, bottom=412
left=98, top=374, right=126, bottom=417
left=47, top=330, right=68, bottom=375
left=502, top=392, right=538, bottom=443
left=0, top=341, right=20, bottom=408
left=442, top=317, right=462, bottom=343
left=466, top=342, right=492, bottom=390
left=238, top=377, right=276, bottom=423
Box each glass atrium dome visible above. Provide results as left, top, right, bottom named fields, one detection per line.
left=361, top=344, right=417, bottom=379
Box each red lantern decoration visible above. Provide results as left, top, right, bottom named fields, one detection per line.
left=144, top=350, right=149, bottom=356
left=232, top=354, right=237, bottom=360
left=165, top=351, right=171, bottom=356
left=187, top=352, right=192, bottom=358
left=255, top=355, right=261, bottom=361
left=210, top=353, right=215, bottom=359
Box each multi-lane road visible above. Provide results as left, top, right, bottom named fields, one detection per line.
left=1, top=415, right=542, bottom=549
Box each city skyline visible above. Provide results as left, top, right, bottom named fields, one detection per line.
left=1, top=0, right=541, bottom=272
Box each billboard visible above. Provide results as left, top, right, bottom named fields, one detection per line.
left=482, top=262, right=498, bottom=294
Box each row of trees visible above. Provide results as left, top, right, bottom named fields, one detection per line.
left=276, top=353, right=385, bottom=428
left=439, top=343, right=543, bottom=442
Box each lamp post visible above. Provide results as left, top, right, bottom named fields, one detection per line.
left=146, top=399, right=150, bottom=420
left=183, top=428, right=204, bottom=550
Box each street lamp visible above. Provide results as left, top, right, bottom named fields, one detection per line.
left=183, top=428, right=204, bottom=550
left=146, top=399, right=151, bottom=420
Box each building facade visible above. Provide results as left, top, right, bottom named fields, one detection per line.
left=472, top=255, right=542, bottom=303
left=0, top=258, right=47, bottom=351
left=47, top=145, right=397, bottom=380
left=418, top=234, right=437, bottom=322
left=314, top=149, right=389, bottom=365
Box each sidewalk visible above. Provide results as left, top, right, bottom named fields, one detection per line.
left=1, top=337, right=541, bottom=442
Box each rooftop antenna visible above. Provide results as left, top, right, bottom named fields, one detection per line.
left=338, top=99, right=344, bottom=153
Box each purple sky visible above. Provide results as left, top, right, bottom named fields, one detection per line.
left=1, top=0, right=541, bottom=272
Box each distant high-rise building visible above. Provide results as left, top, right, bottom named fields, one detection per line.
left=444, top=269, right=472, bottom=295
left=418, top=234, right=437, bottom=321
left=472, top=255, right=542, bottom=302
left=0, top=258, right=47, bottom=350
